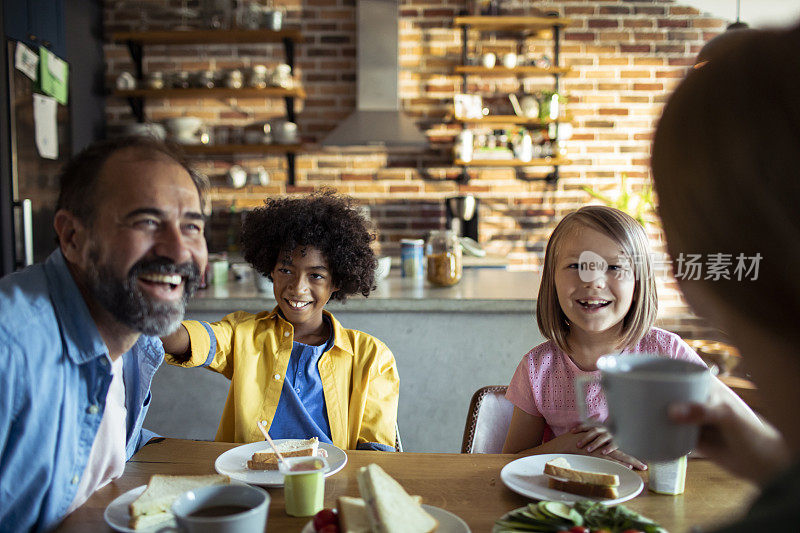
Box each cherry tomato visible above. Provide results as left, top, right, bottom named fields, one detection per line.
left=569, top=528, right=589, bottom=533
left=312, top=508, right=338, bottom=531
left=318, top=525, right=339, bottom=533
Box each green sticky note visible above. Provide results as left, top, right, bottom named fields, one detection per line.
left=39, top=47, right=68, bottom=105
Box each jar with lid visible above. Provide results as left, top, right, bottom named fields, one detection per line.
left=426, top=230, right=462, bottom=286
left=225, top=69, right=244, bottom=89
left=145, top=71, right=164, bottom=90
left=172, top=71, right=191, bottom=89
left=248, top=65, right=268, bottom=89
left=195, top=70, right=217, bottom=89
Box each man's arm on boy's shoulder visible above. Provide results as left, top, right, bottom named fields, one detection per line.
left=356, top=342, right=400, bottom=451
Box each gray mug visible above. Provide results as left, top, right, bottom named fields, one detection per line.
left=577, top=353, right=711, bottom=461
left=167, top=484, right=269, bottom=533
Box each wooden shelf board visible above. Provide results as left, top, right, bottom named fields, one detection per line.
left=455, top=16, right=571, bottom=31
left=111, top=29, right=302, bottom=45
left=456, top=115, right=556, bottom=125
left=181, top=143, right=305, bottom=155
left=114, top=87, right=306, bottom=99
left=455, top=66, right=570, bottom=76
left=455, top=157, right=571, bottom=167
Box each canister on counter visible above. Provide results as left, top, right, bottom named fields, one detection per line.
left=400, top=238, right=424, bottom=279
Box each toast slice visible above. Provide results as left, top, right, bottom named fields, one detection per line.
left=337, top=496, right=372, bottom=533
left=547, top=478, right=619, bottom=499
left=128, top=474, right=230, bottom=529
left=543, top=457, right=619, bottom=486
left=246, top=437, right=321, bottom=470
left=357, top=464, right=438, bottom=533
left=544, top=457, right=619, bottom=499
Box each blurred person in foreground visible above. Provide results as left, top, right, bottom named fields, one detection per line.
left=652, top=23, right=799, bottom=530
left=0, top=137, right=208, bottom=531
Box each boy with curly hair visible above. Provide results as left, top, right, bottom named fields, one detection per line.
left=162, top=190, right=399, bottom=451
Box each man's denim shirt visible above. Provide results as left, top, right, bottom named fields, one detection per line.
left=0, top=250, right=163, bottom=532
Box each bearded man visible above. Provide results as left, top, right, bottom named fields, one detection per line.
left=0, top=137, right=208, bottom=531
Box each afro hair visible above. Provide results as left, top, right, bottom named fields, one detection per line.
left=240, top=189, right=377, bottom=302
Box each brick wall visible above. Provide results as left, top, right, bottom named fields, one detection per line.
left=102, top=0, right=730, bottom=339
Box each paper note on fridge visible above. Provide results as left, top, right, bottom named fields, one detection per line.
left=39, top=47, right=68, bottom=105
left=33, top=94, right=58, bottom=160
left=15, top=42, right=38, bottom=81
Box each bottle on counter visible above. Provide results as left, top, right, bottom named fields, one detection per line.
left=400, top=239, right=425, bottom=280
left=426, top=230, right=462, bottom=287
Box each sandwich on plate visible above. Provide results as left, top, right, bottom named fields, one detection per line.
left=356, top=463, right=438, bottom=533
left=247, top=437, right=326, bottom=470
left=543, top=457, right=619, bottom=499
left=128, top=473, right=230, bottom=530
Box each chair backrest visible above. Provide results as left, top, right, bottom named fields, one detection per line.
left=461, top=385, right=514, bottom=453
left=395, top=422, right=403, bottom=452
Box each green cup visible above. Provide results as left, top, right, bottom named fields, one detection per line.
left=278, top=456, right=329, bottom=517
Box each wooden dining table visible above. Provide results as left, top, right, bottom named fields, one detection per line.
left=56, top=438, right=758, bottom=532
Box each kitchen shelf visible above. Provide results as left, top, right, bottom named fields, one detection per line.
left=114, top=87, right=306, bottom=99
left=456, top=115, right=559, bottom=126
left=181, top=143, right=305, bottom=155
left=111, top=28, right=304, bottom=185
left=111, top=29, right=302, bottom=45
left=454, top=16, right=571, bottom=32
left=452, top=15, right=568, bottom=184
left=455, top=66, right=570, bottom=76
left=455, top=157, right=571, bottom=167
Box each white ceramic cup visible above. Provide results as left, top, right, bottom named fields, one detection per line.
left=169, top=484, right=269, bottom=533
left=576, top=353, right=711, bottom=461
left=502, top=53, right=517, bottom=68
left=481, top=52, right=496, bottom=69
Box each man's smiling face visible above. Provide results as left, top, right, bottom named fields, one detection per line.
left=76, top=149, right=207, bottom=336
left=271, top=246, right=338, bottom=331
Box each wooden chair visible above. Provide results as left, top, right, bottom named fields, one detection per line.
left=461, top=385, right=514, bottom=453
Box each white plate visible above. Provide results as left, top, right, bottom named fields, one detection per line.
left=215, top=440, right=347, bottom=487
left=300, top=504, right=470, bottom=533
left=500, top=453, right=644, bottom=506
left=104, top=485, right=175, bottom=533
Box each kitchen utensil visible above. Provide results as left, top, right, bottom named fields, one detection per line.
left=519, top=94, right=539, bottom=118
left=257, top=421, right=287, bottom=466
left=508, top=94, right=523, bottom=117
left=163, top=117, right=204, bottom=144
left=116, top=72, right=137, bottom=90
left=481, top=52, right=496, bottom=69
left=227, top=165, right=247, bottom=188
left=271, top=119, right=298, bottom=144
left=502, top=53, right=517, bottom=68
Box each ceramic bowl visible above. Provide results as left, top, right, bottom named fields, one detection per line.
left=375, top=256, right=391, bottom=280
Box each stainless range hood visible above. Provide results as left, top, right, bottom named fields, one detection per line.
left=320, top=0, right=428, bottom=149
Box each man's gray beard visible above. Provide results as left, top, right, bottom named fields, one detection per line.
left=85, top=249, right=200, bottom=337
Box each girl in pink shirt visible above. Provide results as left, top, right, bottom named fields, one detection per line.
left=503, top=206, right=706, bottom=469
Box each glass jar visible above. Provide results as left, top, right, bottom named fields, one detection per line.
left=225, top=69, right=244, bottom=89
left=145, top=71, right=164, bottom=90
left=426, top=230, right=462, bottom=286
left=248, top=65, right=268, bottom=89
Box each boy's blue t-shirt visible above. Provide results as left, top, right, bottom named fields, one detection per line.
left=269, top=315, right=334, bottom=443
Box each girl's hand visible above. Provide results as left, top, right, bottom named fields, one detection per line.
left=564, top=425, right=647, bottom=470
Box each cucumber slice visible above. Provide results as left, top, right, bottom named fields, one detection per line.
left=540, top=501, right=574, bottom=522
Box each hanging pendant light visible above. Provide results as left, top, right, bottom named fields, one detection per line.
left=695, top=0, right=752, bottom=68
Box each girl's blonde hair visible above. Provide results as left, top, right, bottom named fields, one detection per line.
left=536, top=205, right=657, bottom=353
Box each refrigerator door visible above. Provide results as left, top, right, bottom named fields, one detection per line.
left=7, top=40, right=70, bottom=268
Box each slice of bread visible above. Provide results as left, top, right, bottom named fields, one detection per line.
left=129, top=511, right=173, bottom=531
left=547, top=477, right=619, bottom=499
left=128, top=474, right=230, bottom=529
left=543, top=457, right=619, bottom=487
left=357, top=464, right=438, bottom=533
left=337, top=496, right=372, bottom=533
left=246, top=437, right=321, bottom=470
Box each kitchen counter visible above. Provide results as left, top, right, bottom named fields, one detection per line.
left=188, top=268, right=540, bottom=314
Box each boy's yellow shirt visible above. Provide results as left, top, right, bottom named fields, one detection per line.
left=167, top=308, right=399, bottom=450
